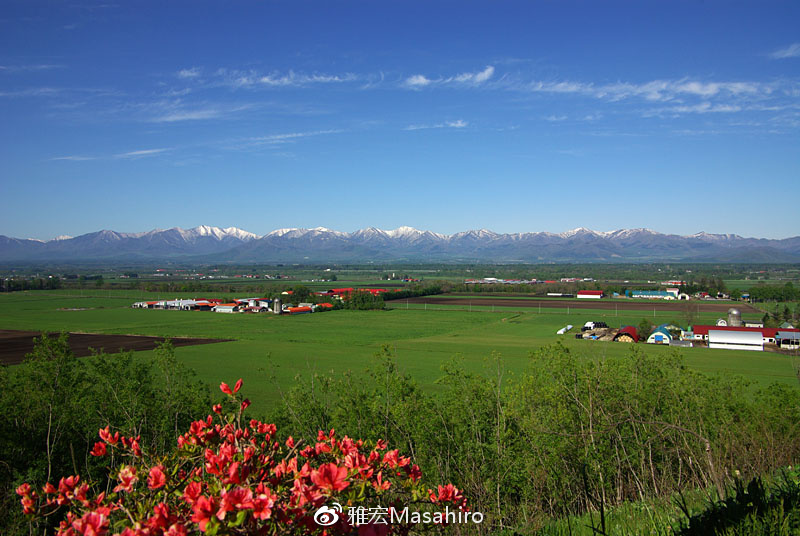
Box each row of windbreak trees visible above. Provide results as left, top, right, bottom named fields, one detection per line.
left=271, top=344, right=800, bottom=533
left=0, top=276, right=63, bottom=292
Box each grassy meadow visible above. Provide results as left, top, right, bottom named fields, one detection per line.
left=1, top=290, right=797, bottom=415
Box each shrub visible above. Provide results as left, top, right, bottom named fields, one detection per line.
left=16, top=380, right=469, bottom=535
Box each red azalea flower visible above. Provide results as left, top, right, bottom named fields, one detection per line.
left=147, top=465, right=167, bottom=490
left=220, top=382, right=233, bottom=395
left=311, top=462, right=349, bottom=492
left=183, top=481, right=203, bottom=505
left=71, top=510, right=109, bottom=536
left=147, top=502, right=172, bottom=530
left=98, top=427, right=119, bottom=445
left=113, top=466, right=137, bottom=493
left=224, top=461, right=241, bottom=485
left=191, top=495, right=218, bottom=532
left=165, top=523, right=188, bottom=536
left=59, top=475, right=80, bottom=495
left=406, top=464, right=422, bottom=481
left=430, top=483, right=464, bottom=504
left=75, top=483, right=89, bottom=505
left=233, top=378, right=243, bottom=393
left=253, top=483, right=277, bottom=520
left=372, top=471, right=391, bottom=491
left=90, top=442, right=107, bottom=457
left=217, top=487, right=254, bottom=520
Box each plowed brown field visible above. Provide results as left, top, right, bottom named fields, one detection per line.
left=0, top=329, right=232, bottom=366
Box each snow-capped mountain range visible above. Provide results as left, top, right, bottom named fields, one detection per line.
left=1, top=225, right=798, bottom=263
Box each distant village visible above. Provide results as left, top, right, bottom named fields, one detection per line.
left=131, top=287, right=395, bottom=315
left=569, top=307, right=798, bottom=353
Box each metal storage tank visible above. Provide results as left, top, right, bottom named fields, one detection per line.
left=273, top=298, right=282, bottom=314
left=728, top=308, right=742, bottom=327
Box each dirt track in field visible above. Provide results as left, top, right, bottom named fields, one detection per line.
left=0, top=330, right=232, bottom=366
left=403, top=296, right=761, bottom=314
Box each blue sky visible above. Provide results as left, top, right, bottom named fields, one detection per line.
left=1, top=1, right=798, bottom=240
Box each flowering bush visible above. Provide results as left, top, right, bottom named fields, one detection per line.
left=17, top=380, right=468, bottom=535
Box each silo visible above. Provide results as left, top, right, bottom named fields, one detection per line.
left=273, top=298, right=282, bottom=314
left=728, top=308, right=742, bottom=327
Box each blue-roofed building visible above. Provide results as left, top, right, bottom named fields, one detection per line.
left=647, top=327, right=673, bottom=345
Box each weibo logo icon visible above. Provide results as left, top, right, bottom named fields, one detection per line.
left=314, top=503, right=342, bottom=526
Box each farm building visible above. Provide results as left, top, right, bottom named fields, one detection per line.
left=577, top=290, right=604, bottom=299
left=613, top=326, right=638, bottom=343
left=285, top=306, right=312, bottom=315
left=708, top=330, right=763, bottom=351
left=690, top=325, right=798, bottom=345
left=235, top=298, right=271, bottom=308
left=647, top=327, right=673, bottom=345
left=212, top=304, right=239, bottom=313
left=777, top=331, right=800, bottom=350
left=240, top=306, right=269, bottom=313
left=625, top=289, right=678, bottom=300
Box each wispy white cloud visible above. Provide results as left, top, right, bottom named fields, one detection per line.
left=769, top=43, right=800, bottom=59
left=526, top=78, right=766, bottom=102
left=0, top=64, right=64, bottom=73
left=403, top=65, right=495, bottom=89
left=0, top=87, right=61, bottom=98
left=50, top=155, right=97, bottom=161
left=211, top=68, right=357, bottom=89
left=250, top=129, right=342, bottom=143
left=177, top=67, right=201, bottom=79
left=644, top=102, right=748, bottom=117
left=544, top=113, right=602, bottom=122
left=52, top=148, right=170, bottom=161
left=151, top=108, right=225, bottom=122
left=453, top=65, right=495, bottom=84
left=258, top=72, right=356, bottom=87
left=229, top=129, right=344, bottom=150
left=147, top=100, right=254, bottom=123
left=403, top=74, right=433, bottom=88
left=404, top=120, right=468, bottom=131
left=114, top=148, right=170, bottom=158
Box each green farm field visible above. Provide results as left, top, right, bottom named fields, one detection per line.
left=1, top=290, right=797, bottom=415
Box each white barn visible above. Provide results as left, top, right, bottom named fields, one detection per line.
left=708, top=330, right=763, bottom=352
left=213, top=305, right=240, bottom=313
